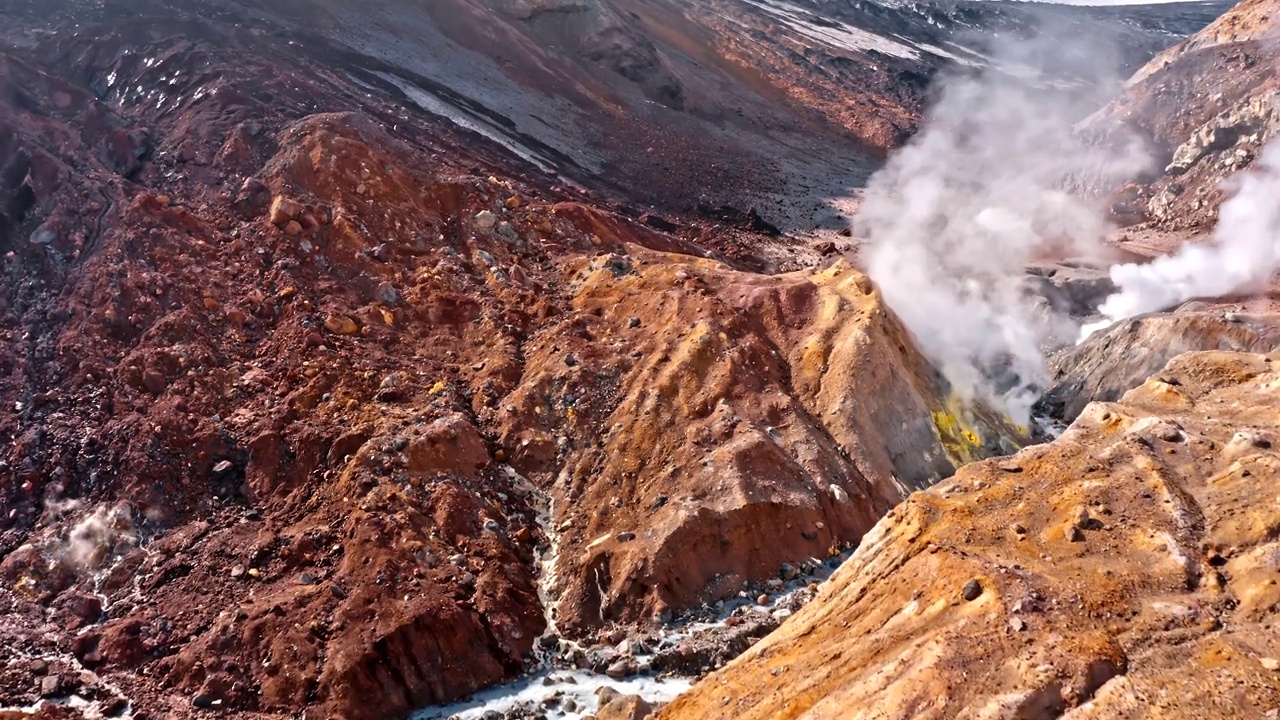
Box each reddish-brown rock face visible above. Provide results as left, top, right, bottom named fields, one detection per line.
left=660, top=350, right=1280, bottom=719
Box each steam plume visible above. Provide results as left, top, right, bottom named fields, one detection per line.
left=859, top=55, right=1147, bottom=425
left=1081, top=142, right=1280, bottom=340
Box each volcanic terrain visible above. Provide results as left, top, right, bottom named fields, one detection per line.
left=0, top=1, right=1276, bottom=720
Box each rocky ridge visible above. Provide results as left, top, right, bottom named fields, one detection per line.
left=1088, top=0, right=1280, bottom=229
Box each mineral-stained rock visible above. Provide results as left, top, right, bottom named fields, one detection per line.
left=659, top=350, right=1280, bottom=720
left=0, top=2, right=1225, bottom=718
left=507, top=251, right=1027, bottom=633
left=1041, top=310, right=1280, bottom=422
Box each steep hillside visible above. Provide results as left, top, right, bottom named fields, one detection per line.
left=0, top=0, right=1231, bottom=235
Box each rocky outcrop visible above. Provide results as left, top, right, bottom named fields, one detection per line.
left=1086, top=0, right=1280, bottom=228
left=1041, top=309, right=1280, bottom=422
left=520, top=250, right=1025, bottom=633
left=660, top=349, right=1280, bottom=719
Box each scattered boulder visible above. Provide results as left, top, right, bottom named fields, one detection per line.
left=598, top=693, right=653, bottom=720
left=269, top=196, right=303, bottom=225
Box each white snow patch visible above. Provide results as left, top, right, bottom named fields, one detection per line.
left=371, top=72, right=559, bottom=173
left=736, top=0, right=921, bottom=60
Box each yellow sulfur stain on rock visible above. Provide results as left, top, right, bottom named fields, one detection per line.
left=930, top=395, right=1030, bottom=469
left=931, top=407, right=983, bottom=466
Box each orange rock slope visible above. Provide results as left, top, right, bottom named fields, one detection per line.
left=662, top=349, right=1280, bottom=719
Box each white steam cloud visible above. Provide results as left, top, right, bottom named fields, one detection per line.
left=1081, top=142, right=1280, bottom=340
left=859, top=60, right=1147, bottom=425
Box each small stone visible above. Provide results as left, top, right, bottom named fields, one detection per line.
left=66, top=593, right=103, bottom=622
left=191, top=692, right=218, bottom=709
left=757, top=594, right=770, bottom=605
left=325, top=315, right=359, bottom=335
left=141, top=369, right=167, bottom=395
left=1159, top=427, right=1184, bottom=442
left=1261, top=657, right=1280, bottom=671
left=616, top=532, right=636, bottom=542
left=597, top=687, right=621, bottom=705
left=40, top=674, right=62, bottom=697
left=101, top=696, right=129, bottom=716
left=962, top=579, right=983, bottom=601
left=628, top=316, right=641, bottom=328
left=1066, top=525, right=1086, bottom=543
left=298, top=572, right=318, bottom=585
left=283, top=220, right=303, bottom=236
left=230, top=565, right=245, bottom=579
left=1009, top=616, right=1027, bottom=632
left=1011, top=522, right=1027, bottom=535
left=474, top=210, right=498, bottom=230
left=780, top=563, right=800, bottom=581
left=564, top=353, right=579, bottom=367
left=483, top=519, right=501, bottom=532
left=269, top=196, right=302, bottom=225
left=604, top=658, right=637, bottom=679
left=597, top=692, right=652, bottom=720
left=213, top=460, right=234, bottom=475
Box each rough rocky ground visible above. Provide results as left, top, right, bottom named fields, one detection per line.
left=0, top=0, right=1230, bottom=234
left=653, top=0, right=1280, bottom=714
left=0, top=0, right=1246, bottom=719
left=661, top=349, right=1280, bottom=719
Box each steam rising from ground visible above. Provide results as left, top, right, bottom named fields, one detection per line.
left=41, top=494, right=139, bottom=573
left=859, top=49, right=1147, bottom=424
left=1081, top=142, right=1280, bottom=339
left=67, top=504, right=138, bottom=571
